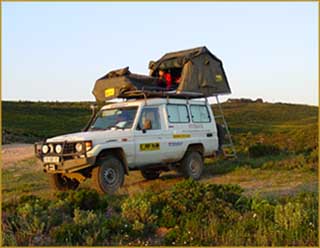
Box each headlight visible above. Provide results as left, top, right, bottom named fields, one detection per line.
left=85, top=141, right=93, bottom=151
left=42, top=145, right=49, bottom=154
left=55, top=144, right=62, bottom=154
left=75, top=143, right=83, bottom=152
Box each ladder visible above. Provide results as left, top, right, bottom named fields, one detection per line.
left=212, top=95, right=237, bottom=159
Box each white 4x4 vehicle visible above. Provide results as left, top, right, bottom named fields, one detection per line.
left=35, top=97, right=220, bottom=194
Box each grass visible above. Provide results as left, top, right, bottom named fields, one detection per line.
left=202, top=155, right=317, bottom=198
left=2, top=154, right=317, bottom=203
left=2, top=158, right=52, bottom=203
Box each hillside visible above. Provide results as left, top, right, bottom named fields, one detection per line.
left=214, top=101, right=318, bottom=154
left=2, top=101, right=92, bottom=143
left=1, top=100, right=318, bottom=246
left=2, top=100, right=318, bottom=151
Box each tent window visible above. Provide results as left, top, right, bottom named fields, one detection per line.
left=156, top=67, right=183, bottom=90
left=168, top=68, right=183, bottom=83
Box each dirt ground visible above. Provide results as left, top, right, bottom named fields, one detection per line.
left=1, top=144, right=317, bottom=199
left=1, top=144, right=35, bottom=169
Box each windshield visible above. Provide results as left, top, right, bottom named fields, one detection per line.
left=89, top=107, right=138, bottom=130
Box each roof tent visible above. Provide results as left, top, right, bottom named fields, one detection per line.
left=149, top=46, right=231, bottom=96
left=92, top=46, right=231, bottom=102
left=92, top=67, right=159, bottom=102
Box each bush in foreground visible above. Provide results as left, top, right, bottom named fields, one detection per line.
left=2, top=180, right=318, bottom=246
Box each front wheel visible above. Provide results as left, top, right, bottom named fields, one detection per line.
left=92, top=155, right=125, bottom=194
left=49, top=174, right=79, bottom=191
left=180, top=151, right=204, bottom=180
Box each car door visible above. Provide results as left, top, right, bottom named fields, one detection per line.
left=133, top=106, right=165, bottom=166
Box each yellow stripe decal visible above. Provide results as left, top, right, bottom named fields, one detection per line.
left=173, top=134, right=191, bottom=139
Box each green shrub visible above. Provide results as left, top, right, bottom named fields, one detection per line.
left=261, top=154, right=316, bottom=170
left=121, top=193, right=157, bottom=236
left=3, top=195, right=52, bottom=246
left=121, top=194, right=157, bottom=224
left=2, top=182, right=318, bottom=246
left=55, top=188, right=104, bottom=211
left=248, top=143, right=281, bottom=157
left=154, top=180, right=244, bottom=245
left=305, top=148, right=319, bottom=171
left=51, top=208, right=113, bottom=246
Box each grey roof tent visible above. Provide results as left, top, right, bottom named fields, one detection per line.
left=149, top=46, right=231, bottom=96
left=92, top=46, right=231, bottom=102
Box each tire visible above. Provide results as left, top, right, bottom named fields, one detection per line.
left=180, top=151, right=204, bottom=180
left=141, top=169, right=160, bottom=180
left=92, top=155, right=125, bottom=194
left=49, top=174, right=79, bottom=191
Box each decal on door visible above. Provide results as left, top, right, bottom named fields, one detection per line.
left=173, top=134, right=191, bottom=139
left=168, top=141, right=183, bottom=147
left=140, top=142, right=160, bottom=151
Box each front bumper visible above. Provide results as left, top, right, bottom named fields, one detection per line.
left=35, top=141, right=96, bottom=173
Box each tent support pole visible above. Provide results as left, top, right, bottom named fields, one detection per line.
left=143, top=91, right=147, bottom=105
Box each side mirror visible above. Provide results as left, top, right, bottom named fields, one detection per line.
left=137, top=123, right=147, bottom=133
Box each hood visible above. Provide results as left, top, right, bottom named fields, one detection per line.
left=46, top=129, right=132, bottom=145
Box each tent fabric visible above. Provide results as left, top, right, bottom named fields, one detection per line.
left=92, top=67, right=159, bottom=102
left=92, top=47, right=231, bottom=102
left=149, top=46, right=231, bottom=95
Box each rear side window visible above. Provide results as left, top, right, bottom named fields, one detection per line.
left=167, top=104, right=190, bottom=123
left=190, top=105, right=211, bottom=123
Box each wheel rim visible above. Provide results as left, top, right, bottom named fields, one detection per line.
left=103, top=168, right=117, bottom=184
left=189, top=158, right=201, bottom=176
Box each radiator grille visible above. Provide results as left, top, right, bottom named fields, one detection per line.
left=63, top=143, right=76, bottom=154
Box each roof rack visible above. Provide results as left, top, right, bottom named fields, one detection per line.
left=119, top=88, right=205, bottom=100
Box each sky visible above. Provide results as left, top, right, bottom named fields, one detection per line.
left=2, top=2, right=318, bottom=105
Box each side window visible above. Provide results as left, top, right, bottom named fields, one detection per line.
left=167, top=104, right=189, bottom=123
left=190, top=105, right=211, bottom=123
left=138, top=107, right=161, bottom=130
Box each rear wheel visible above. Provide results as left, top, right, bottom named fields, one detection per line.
left=141, top=169, right=160, bottom=180
left=180, top=151, right=204, bottom=180
left=49, top=174, right=79, bottom=191
left=92, top=155, right=125, bottom=194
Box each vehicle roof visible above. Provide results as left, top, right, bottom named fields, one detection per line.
left=101, top=97, right=208, bottom=110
